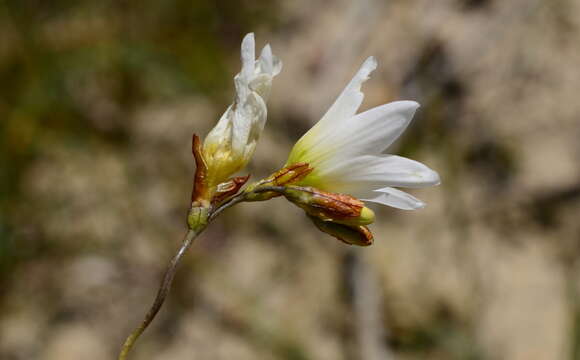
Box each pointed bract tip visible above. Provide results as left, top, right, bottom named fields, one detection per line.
left=191, top=133, right=201, bottom=155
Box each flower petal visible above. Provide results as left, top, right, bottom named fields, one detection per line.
left=287, top=57, right=377, bottom=164
left=319, top=56, right=377, bottom=127
left=232, top=92, right=266, bottom=158
left=204, top=105, right=233, bottom=156
left=315, top=154, right=440, bottom=192
left=361, top=187, right=426, bottom=210
left=258, top=44, right=282, bottom=77
left=343, top=101, right=419, bottom=155
left=301, top=101, right=420, bottom=167
left=240, top=33, right=255, bottom=83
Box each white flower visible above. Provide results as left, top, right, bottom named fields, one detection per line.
left=286, top=57, right=439, bottom=210
left=203, top=33, right=282, bottom=189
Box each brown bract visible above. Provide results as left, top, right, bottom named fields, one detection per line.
left=212, top=175, right=250, bottom=207
left=244, top=163, right=314, bottom=202
left=308, top=216, right=373, bottom=246
left=191, top=134, right=210, bottom=207
left=269, top=162, right=313, bottom=186
left=285, top=186, right=364, bottom=222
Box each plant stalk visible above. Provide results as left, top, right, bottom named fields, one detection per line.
left=118, top=228, right=199, bottom=360
left=117, top=191, right=252, bottom=360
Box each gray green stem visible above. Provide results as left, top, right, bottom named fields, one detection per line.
left=117, top=192, right=253, bottom=360
left=118, top=228, right=199, bottom=360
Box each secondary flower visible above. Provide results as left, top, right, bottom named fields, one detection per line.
left=203, top=33, right=282, bottom=197
left=200, top=33, right=282, bottom=202
left=286, top=56, right=439, bottom=210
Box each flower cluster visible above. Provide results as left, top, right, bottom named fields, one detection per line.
left=119, top=33, right=442, bottom=359
left=190, top=33, right=439, bottom=244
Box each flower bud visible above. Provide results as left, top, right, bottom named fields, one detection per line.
left=308, top=216, right=373, bottom=246
left=282, top=186, right=375, bottom=226
left=201, top=33, right=281, bottom=195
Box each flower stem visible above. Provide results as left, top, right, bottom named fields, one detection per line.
left=118, top=229, right=199, bottom=360
left=208, top=193, right=246, bottom=221
left=117, top=192, right=250, bottom=359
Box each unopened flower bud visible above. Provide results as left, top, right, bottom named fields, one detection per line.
left=201, top=33, right=282, bottom=195
left=282, top=186, right=375, bottom=226
left=308, top=216, right=373, bottom=246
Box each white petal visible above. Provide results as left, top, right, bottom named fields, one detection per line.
left=257, top=44, right=282, bottom=77
left=258, top=44, right=273, bottom=74
left=249, top=74, right=273, bottom=100
left=232, top=92, right=266, bottom=157
left=361, top=187, right=425, bottom=210
left=287, top=61, right=420, bottom=170
left=204, top=105, right=233, bottom=153
left=343, top=101, right=419, bottom=155
left=240, top=33, right=255, bottom=84
left=320, top=154, right=440, bottom=191
left=272, top=55, right=283, bottom=76
left=244, top=93, right=267, bottom=145
left=319, top=56, right=377, bottom=126
left=290, top=57, right=377, bottom=159
left=301, top=101, right=419, bottom=166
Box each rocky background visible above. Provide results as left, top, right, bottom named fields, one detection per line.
left=1, top=0, right=580, bottom=359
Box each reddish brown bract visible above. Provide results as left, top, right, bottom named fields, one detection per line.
left=269, top=162, right=313, bottom=186
left=191, top=134, right=209, bottom=206
left=211, top=175, right=250, bottom=206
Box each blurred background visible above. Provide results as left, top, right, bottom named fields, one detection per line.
left=1, top=0, right=580, bottom=359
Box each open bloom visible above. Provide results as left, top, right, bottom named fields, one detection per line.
left=202, top=33, right=282, bottom=194
left=286, top=57, right=439, bottom=210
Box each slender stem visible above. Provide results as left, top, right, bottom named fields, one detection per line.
left=208, top=185, right=285, bottom=221
left=250, top=185, right=286, bottom=194
left=117, top=185, right=275, bottom=359
left=118, top=229, right=199, bottom=360
left=117, top=193, right=249, bottom=359
left=209, top=193, right=246, bottom=222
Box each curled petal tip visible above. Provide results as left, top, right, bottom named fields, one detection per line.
left=240, top=33, right=256, bottom=79
left=358, top=56, right=377, bottom=81
left=261, top=44, right=272, bottom=57
left=399, top=100, right=420, bottom=110
left=241, top=33, right=255, bottom=52
left=412, top=199, right=427, bottom=210
left=242, top=32, right=255, bottom=43
left=425, top=169, right=441, bottom=186
left=364, top=56, right=378, bottom=70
